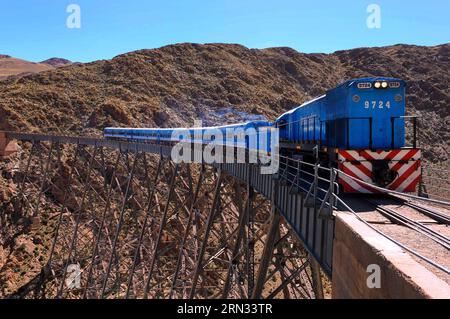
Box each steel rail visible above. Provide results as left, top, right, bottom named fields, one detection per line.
left=336, top=197, right=450, bottom=275
left=338, top=170, right=450, bottom=206
left=364, top=198, right=450, bottom=250
left=389, top=195, right=450, bottom=225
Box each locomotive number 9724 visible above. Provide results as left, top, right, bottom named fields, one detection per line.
left=364, top=100, right=391, bottom=109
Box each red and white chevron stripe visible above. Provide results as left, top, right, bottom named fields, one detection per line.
left=338, top=149, right=421, bottom=193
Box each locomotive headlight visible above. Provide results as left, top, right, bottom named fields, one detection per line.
left=381, top=81, right=388, bottom=88
left=374, top=81, right=381, bottom=89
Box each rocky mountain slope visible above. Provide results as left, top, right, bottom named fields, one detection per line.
left=40, top=58, right=72, bottom=68
left=0, top=43, right=448, bottom=162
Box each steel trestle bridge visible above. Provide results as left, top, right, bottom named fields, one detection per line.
left=0, top=131, right=449, bottom=299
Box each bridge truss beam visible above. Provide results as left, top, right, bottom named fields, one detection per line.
left=1, top=136, right=325, bottom=299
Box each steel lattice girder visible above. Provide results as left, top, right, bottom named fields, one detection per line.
left=1, top=136, right=326, bottom=299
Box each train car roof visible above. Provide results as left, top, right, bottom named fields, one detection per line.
left=203, top=120, right=271, bottom=130
left=104, top=120, right=271, bottom=132
left=275, top=94, right=326, bottom=122
left=275, top=77, right=405, bottom=123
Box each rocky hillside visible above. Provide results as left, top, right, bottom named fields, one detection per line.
left=0, top=43, right=448, bottom=162
left=40, top=58, right=72, bottom=68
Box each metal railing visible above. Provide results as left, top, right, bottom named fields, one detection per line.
left=269, top=154, right=340, bottom=219
left=392, top=115, right=419, bottom=149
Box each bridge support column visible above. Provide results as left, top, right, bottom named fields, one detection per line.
left=222, top=185, right=249, bottom=298
left=57, top=146, right=101, bottom=298
left=143, top=162, right=179, bottom=299
left=169, top=164, right=205, bottom=299
left=189, top=169, right=223, bottom=299
left=251, top=205, right=281, bottom=299
left=0, top=132, right=18, bottom=158
left=309, top=254, right=324, bottom=299
left=2, top=133, right=321, bottom=299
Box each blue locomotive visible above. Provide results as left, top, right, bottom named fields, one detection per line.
left=104, top=77, right=421, bottom=193
left=276, top=77, right=406, bottom=149
left=275, top=77, right=420, bottom=193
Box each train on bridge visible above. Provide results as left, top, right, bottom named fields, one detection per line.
left=104, top=77, right=421, bottom=194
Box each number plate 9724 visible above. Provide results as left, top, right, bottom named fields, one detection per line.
left=364, top=100, right=391, bottom=109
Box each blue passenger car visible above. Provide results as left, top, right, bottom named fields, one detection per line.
left=104, top=120, right=273, bottom=153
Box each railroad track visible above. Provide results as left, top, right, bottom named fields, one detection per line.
left=364, top=198, right=450, bottom=251
left=401, top=200, right=450, bottom=225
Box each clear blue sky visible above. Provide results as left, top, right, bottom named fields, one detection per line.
left=0, top=0, right=448, bottom=63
